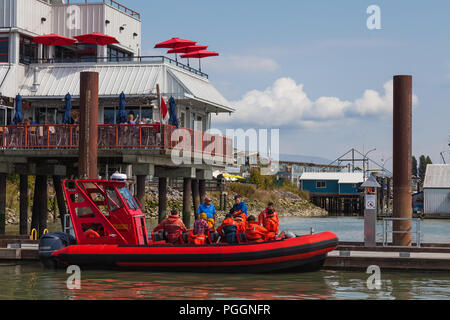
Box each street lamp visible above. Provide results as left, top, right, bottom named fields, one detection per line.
left=363, top=148, right=377, bottom=181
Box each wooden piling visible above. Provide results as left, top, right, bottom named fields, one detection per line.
left=136, top=175, right=146, bottom=208
left=158, top=177, right=168, bottom=223
left=19, top=175, right=29, bottom=235
left=0, top=174, right=6, bottom=235
left=183, top=178, right=192, bottom=227
left=52, top=176, right=67, bottom=232
left=199, top=179, right=207, bottom=201
left=37, top=176, right=48, bottom=238
left=79, top=72, right=99, bottom=179
left=191, top=179, right=200, bottom=218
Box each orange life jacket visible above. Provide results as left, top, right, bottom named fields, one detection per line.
left=259, top=209, right=279, bottom=234
left=245, top=221, right=273, bottom=243
left=233, top=210, right=247, bottom=223
left=188, top=231, right=207, bottom=245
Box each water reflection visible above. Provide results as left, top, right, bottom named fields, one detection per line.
left=1, top=263, right=450, bottom=300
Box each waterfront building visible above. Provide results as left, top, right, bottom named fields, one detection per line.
left=277, top=161, right=344, bottom=187
left=423, top=165, right=450, bottom=217
left=0, top=0, right=234, bottom=178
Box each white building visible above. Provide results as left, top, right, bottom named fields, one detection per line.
left=423, top=165, right=450, bottom=217
left=0, top=0, right=234, bottom=128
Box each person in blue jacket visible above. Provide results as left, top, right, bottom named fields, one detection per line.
left=197, top=197, right=217, bottom=221
left=232, top=195, right=248, bottom=216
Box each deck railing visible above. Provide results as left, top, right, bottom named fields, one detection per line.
left=0, top=124, right=233, bottom=159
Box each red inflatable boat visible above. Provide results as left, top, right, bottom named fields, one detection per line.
left=39, top=179, right=338, bottom=273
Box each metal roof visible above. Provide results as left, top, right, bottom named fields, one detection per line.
left=424, top=165, right=450, bottom=189
left=300, top=172, right=364, bottom=184
left=19, top=62, right=234, bottom=112
left=361, top=175, right=381, bottom=188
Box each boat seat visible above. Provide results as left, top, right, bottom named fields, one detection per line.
left=238, top=232, right=247, bottom=243
left=208, top=231, right=220, bottom=244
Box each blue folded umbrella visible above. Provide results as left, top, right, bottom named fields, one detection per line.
left=168, top=96, right=179, bottom=128
left=12, top=94, right=24, bottom=125
left=64, top=93, right=73, bottom=124
left=117, top=92, right=128, bottom=124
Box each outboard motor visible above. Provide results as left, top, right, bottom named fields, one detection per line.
left=39, top=233, right=77, bottom=269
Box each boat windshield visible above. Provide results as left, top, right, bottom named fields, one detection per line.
left=118, top=186, right=139, bottom=210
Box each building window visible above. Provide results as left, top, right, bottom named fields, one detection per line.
left=20, top=35, right=38, bottom=64
left=316, top=181, right=327, bottom=189
left=0, top=37, right=9, bottom=63
left=55, top=44, right=98, bottom=62
left=107, top=46, right=132, bottom=62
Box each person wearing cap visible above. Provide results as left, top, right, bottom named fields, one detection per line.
left=232, top=195, right=248, bottom=217
left=153, top=209, right=187, bottom=244
left=197, top=197, right=217, bottom=222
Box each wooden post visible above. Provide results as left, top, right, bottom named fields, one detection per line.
left=37, top=175, right=48, bottom=238
left=158, top=177, right=168, bottom=223
left=136, top=175, right=146, bottom=208
left=31, top=176, right=41, bottom=235
left=79, top=72, right=99, bottom=179
left=192, top=179, right=200, bottom=218
left=0, top=174, right=6, bottom=235
left=53, top=176, right=67, bottom=232
left=199, top=179, right=207, bottom=201
left=19, top=175, right=29, bottom=235
left=183, top=178, right=192, bottom=227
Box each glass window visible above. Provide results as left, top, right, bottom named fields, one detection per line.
left=316, top=181, right=327, bottom=189
left=0, top=37, right=9, bottom=63
left=141, top=107, right=153, bottom=123
left=106, top=187, right=123, bottom=212
left=104, top=108, right=116, bottom=124
left=118, top=186, right=139, bottom=210
left=20, top=36, right=38, bottom=64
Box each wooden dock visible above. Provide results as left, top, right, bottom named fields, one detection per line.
left=0, top=236, right=39, bottom=261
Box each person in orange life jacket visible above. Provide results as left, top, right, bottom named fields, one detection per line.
left=217, top=214, right=240, bottom=244
left=258, top=202, right=279, bottom=234
left=153, top=209, right=187, bottom=244
left=245, top=216, right=276, bottom=243
left=229, top=208, right=246, bottom=232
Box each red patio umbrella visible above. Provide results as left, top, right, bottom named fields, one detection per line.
left=74, top=33, right=119, bottom=46
left=33, top=34, right=76, bottom=46
left=181, top=50, right=219, bottom=71
left=154, top=38, right=196, bottom=61
left=167, top=45, right=208, bottom=66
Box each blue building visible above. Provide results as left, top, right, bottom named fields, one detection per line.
left=300, top=173, right=364, bottom=195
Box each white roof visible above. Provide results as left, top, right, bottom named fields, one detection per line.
left=19, top=61, right=234, bottom=112
left=424, top=165, right=450, bottom=189
left=300, top=172, right=364, bottom=184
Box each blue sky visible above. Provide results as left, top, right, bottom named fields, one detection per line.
left=124, top=0, right=450, bottom=166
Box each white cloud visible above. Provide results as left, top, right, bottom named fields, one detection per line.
left=214, top=78, right=419, bottom=128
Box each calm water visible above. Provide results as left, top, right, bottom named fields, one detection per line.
left=1, top=217, right=449, bottom=300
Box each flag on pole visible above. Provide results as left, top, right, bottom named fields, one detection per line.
left=160, top=96, right=169, bottom=123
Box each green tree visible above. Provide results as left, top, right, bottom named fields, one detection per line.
left=412, top=156, right=418, bottom=177
left=418, top=155, right=427, bottom=181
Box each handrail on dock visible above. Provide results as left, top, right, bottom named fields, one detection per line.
left=382, top=218, right=422, bottom=248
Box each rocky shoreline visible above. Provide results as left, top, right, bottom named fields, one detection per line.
left=4, top=186, right=327, bottom=226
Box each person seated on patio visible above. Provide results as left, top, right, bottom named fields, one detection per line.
left=152, top=209, right=187, bottom=244
left=128, top=113, right=139, bottom=125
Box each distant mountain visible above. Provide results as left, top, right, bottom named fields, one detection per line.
left=278, top=154, right=333, bottom=165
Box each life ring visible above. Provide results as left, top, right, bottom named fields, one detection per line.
left=84, top=230, right=101, bottom=239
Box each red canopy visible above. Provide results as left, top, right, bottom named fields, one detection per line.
left=167, top=45, right=208, bottom=54
left=154, top=38, right=196, bottom=49
left=74, top=33, right=119, bottom=46
left=181, top=50, right=219, bottom=59
left=33, top=34, right=76, bottom=46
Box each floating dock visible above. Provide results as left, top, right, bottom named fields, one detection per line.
left=324, top=242, right=450, bottom=272
left=0, top=236, right=39, bottom=261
